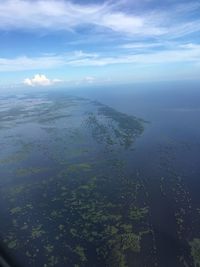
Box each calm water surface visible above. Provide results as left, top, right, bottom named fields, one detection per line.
left=0, top=83, right=200, bottom=267
left=74, top=83, right=200, bottom=266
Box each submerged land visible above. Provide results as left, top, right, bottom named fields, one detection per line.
left=0, top=92, right=199, bottom=267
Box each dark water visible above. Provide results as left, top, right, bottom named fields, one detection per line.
left=72, top=82, right=200, bottom=267
left=0, top=82, right=200, bottom=266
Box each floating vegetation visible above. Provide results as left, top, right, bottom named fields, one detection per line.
left=16, top=167, right=49, bottom=176
left=1, top=93, right=195, bottom=267
left=38, top=114, right=71, bottom=124
left=10, top=185, right=26, bottom=195
left=44, top=255, right=59, bottom=267
left=157, top=141, right=199, bottom=266
left=129, top=207, right=149, bottom=221
left=0, top=142, right=33, bottom=164
left=7, top=239, right=18, bottom=249
left=31, top=225, right=45, bottom=239
left=67, top=163, right=92, bottom=172
left=3, top=233, right=18, bottom=250
left=44, top=244, right=54, bottom=254
left=10, top=207, right=22, bottom=215
left=74, top=245, right=87, bottom=262
left=85, top=104, right=145, bottom=150
left=98, top=105, right=144, bottom=134
left=121, top=232, right=141, bottom=252
left=190, top=239, right=200, bottom=267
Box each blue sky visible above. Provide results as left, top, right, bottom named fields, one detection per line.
left=0, top=0, right=200, bottom=87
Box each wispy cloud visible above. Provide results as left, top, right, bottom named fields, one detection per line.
left=120, top=42, right=163, bottom=49
left=67, top=45, right=200, bottom=66
left=0, top=0, right=199, bottom=39
left=1, top=44, right=200, bottom=72
left=0, top=55, right=65, bottom=72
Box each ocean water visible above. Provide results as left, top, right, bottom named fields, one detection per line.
left=0, top=82, right=200, bottom=266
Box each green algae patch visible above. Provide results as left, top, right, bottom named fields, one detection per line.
left=86, top=104, right=145, bottom=149
left=74, top=245, right=87, bottom=262
left=10, top=185, right=26, bottom=195
left=190, top=238, right=200, bottom=267
left=0, top=143, right=32, bottom=164
left=31, top=225, right=45, bottom=239
left=16, top=167, right=49, bottom=177
left=10, top=207, right=22, bottom=215
left=129, top=207, right=149, bottom=221
left=121, top=233, right=141, bottom=252
left=44, top=244, right=54, bottom=254
left=68, top=163, right=92, bottom=172
left=7, top=240, right=18, bottom=249
left=45, top=255, right=59, bottom=267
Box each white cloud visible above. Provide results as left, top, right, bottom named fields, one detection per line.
left=0, top=0, right=199, bottom=38
left=120, top=42, right=163, bottom=49
left=23, top=74, right=62, bottom=86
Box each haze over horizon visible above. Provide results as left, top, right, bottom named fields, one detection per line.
left=0, top=0, right=200, bottom=88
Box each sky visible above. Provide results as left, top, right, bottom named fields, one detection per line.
left=0, top=0, right=200, bottom=88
